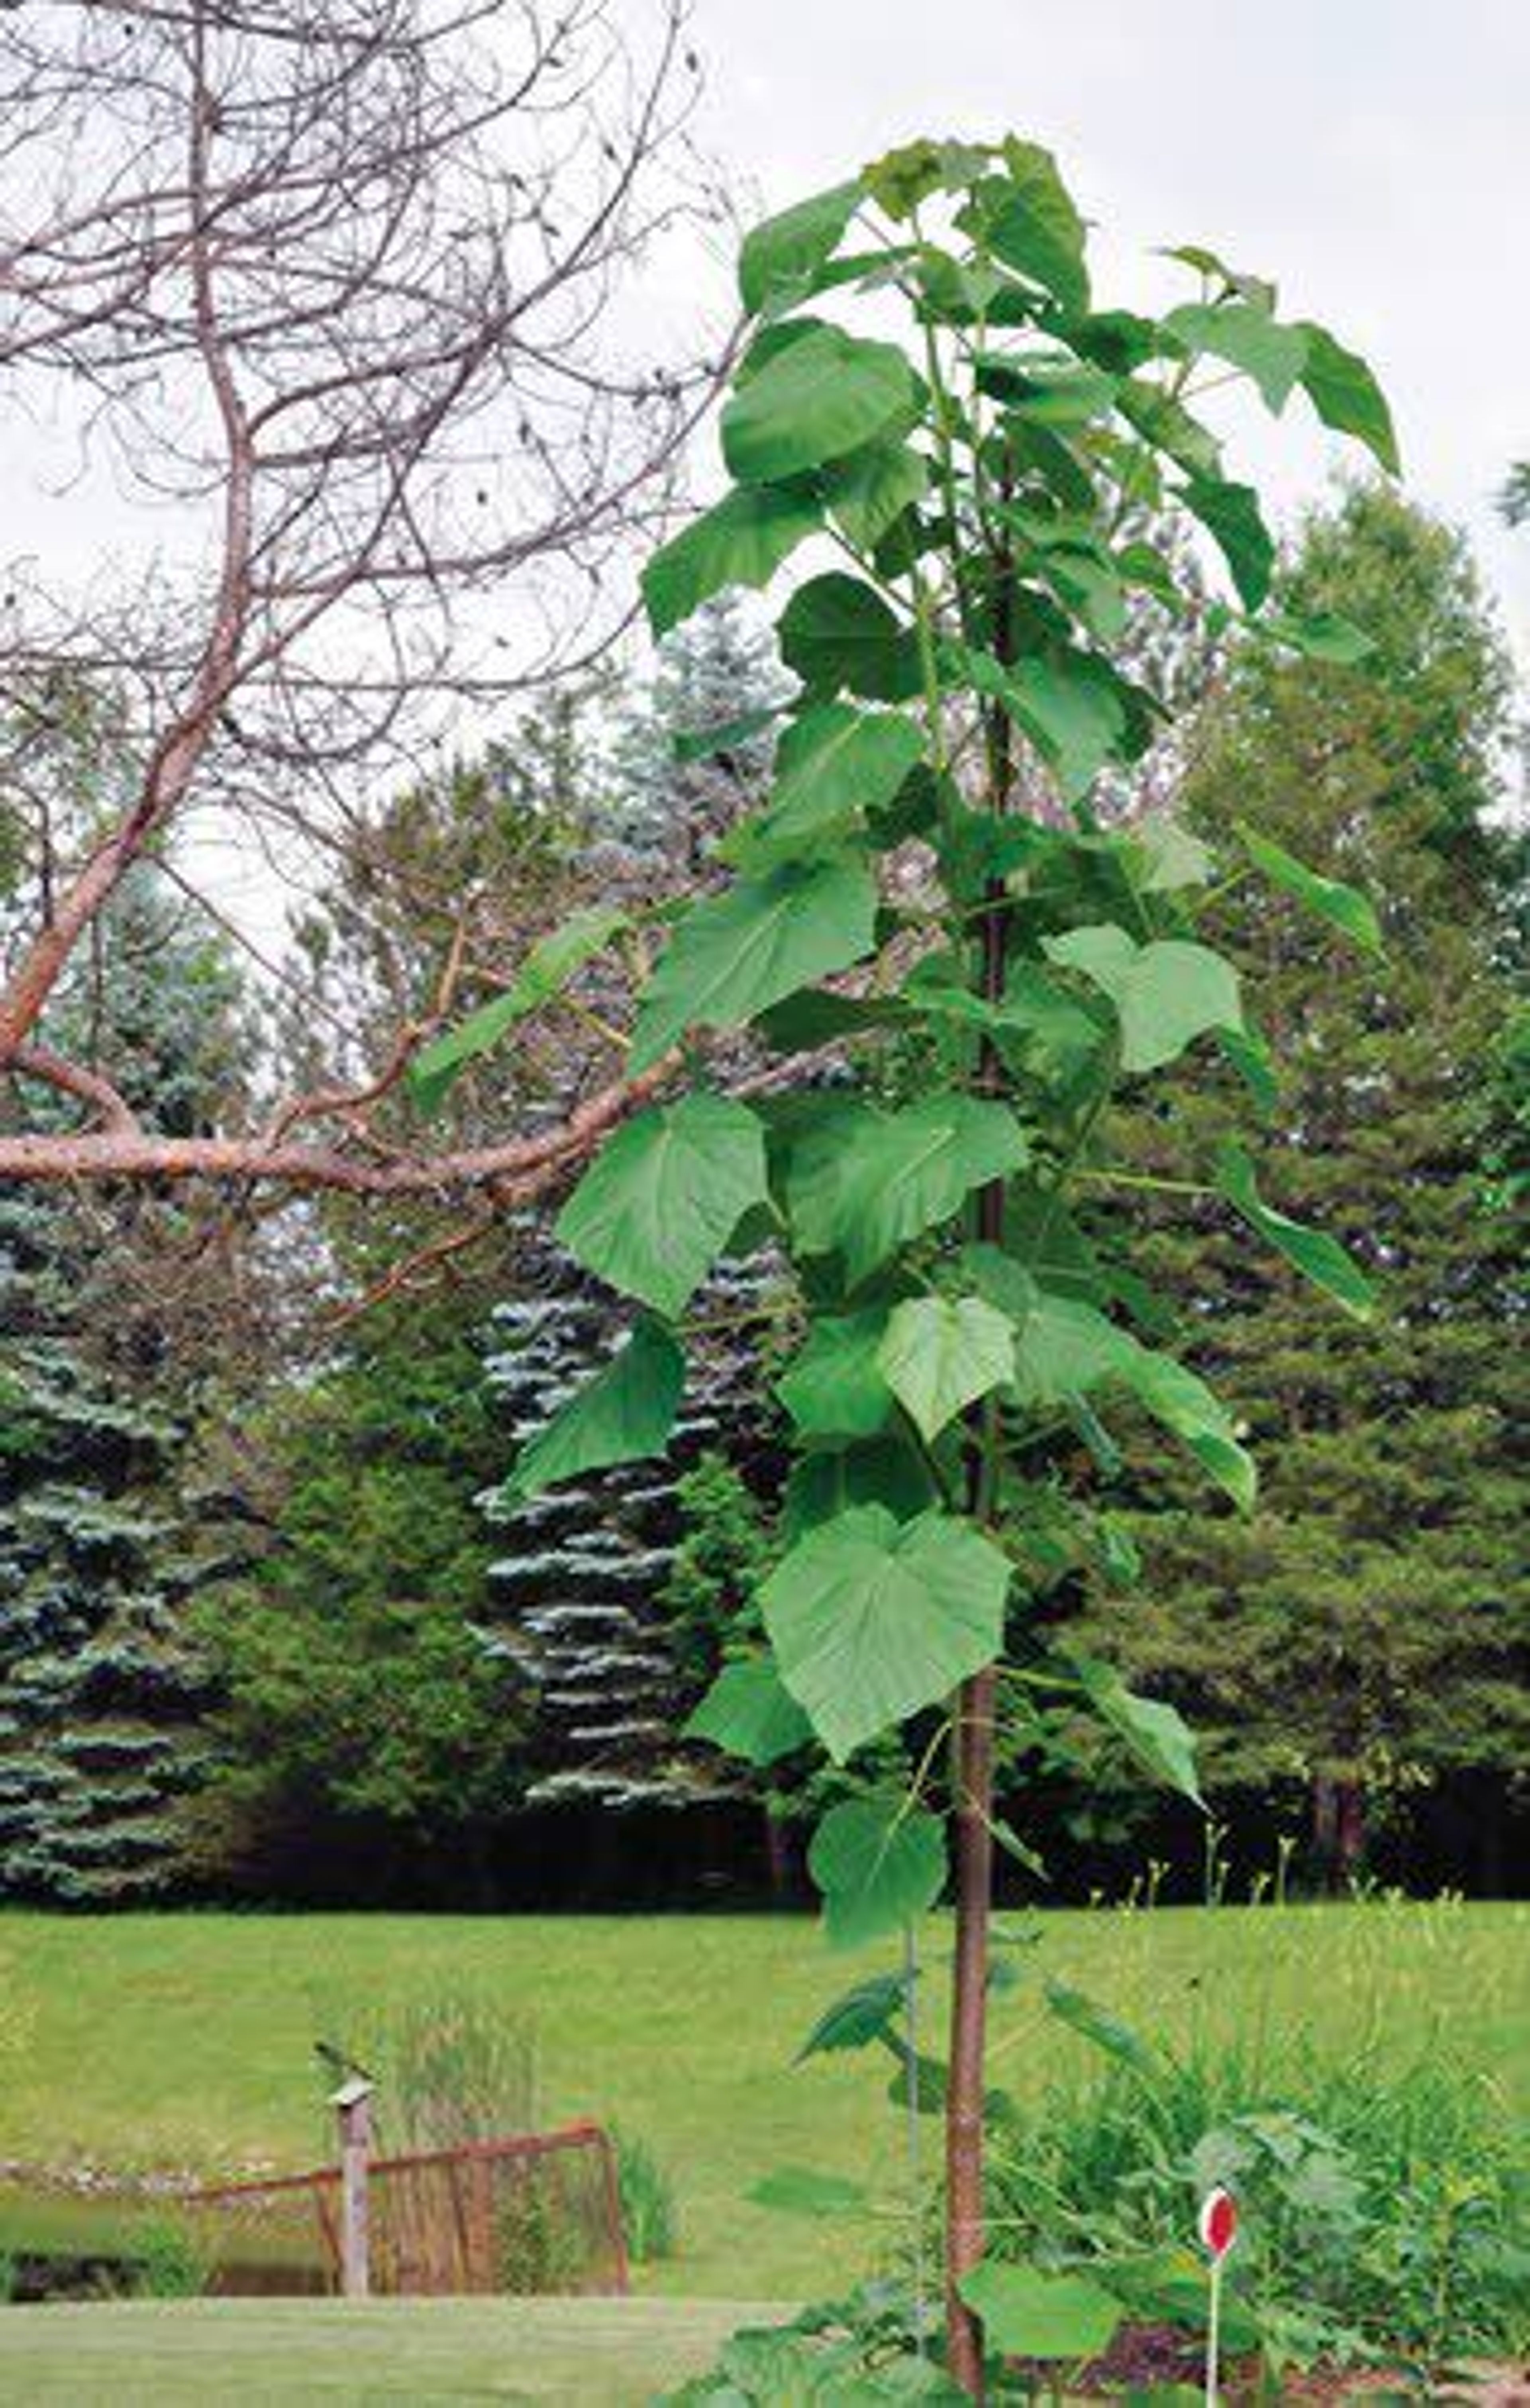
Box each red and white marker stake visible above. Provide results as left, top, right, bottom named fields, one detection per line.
left=1197, top=2186, right=1238, bottom=2407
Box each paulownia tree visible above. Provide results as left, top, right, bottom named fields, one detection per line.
left=495, top=138, right=1397, bottom=2393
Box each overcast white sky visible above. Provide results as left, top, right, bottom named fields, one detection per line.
left=672, top=0, right=1530, bottom=655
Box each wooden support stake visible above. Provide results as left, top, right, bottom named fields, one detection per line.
left=332, top=2077, right=375, bottom=2299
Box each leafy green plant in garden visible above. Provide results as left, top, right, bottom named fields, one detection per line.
left=471, top=134, right=1396, bottom=2392
left=985, top=1986, right=1530, bottom=2374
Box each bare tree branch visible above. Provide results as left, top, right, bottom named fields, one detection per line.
left=0, top=0, right=725, bottom=1207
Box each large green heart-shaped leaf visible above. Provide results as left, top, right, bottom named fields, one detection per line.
left=877, top=1294, right=1016, bottom=1441
left=555, top=1092, right=767, bottom=1317
left=959, top=2261, right=1123, bottom=2361
left=1296, top=321, right=1399, bottom=473
left=503, top=1316, right=684, bottom=1501
left=1010, top=1288, right=1254, bottom=1509
left=409, top=906, right=627, bottom=1116
left=1073, top=1656, right=1203, bottom=1805
left=1237, top=822, right=1383, bottom=955
left=738, top=703, right=923, bottom=862
left=778, top=574, right=922, bottom=701
left=761, top=1504, right=1012, bottom=1760
left=641, top=483, right=821, bottom=639
left=808, top=1795, right=947, bottom=1950
left=788, top=1095, right=1030, bottom=1287
left=738, top=178, right=862, bottom=315
left=1165, top=300, right=1308, bottom=412
left=781, top=1435, right=938, bottom=1541
left=722, top=326, right=916, bottom=484
left=685, top=1656, right=812, bottom=1768
left=1183, top=473, right=1275, bottom=609
left=824, top=439, right=929, bottom=549
left=1044, top=925, right=1242, bottom=1072
left=1217, top=1142, right=1376, bottom=1317
left=981, top=138, right=1090, bottom=312
left=630, top=855, right=879, bottom=1070
left=778, top=1308, right=896, bottom=1439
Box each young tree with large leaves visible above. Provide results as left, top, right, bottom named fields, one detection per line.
left=484, top=137, right=1395, bottom=2391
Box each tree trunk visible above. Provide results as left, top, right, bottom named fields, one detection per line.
left=944, top=1665, right=997, bottom=2397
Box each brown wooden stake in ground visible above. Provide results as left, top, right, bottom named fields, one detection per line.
left=333, top=2079, right=375, bottom=2300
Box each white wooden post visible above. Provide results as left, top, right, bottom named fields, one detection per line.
left=331, top=2075, right=375, bottom=2298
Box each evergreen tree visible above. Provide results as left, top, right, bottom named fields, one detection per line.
left=0, top=872, right=257, bottom=1901
left=479, top=1231, right=773, bottom=1812
left=1070, top=486, right=1528, bottom=1882
left=608, top=593, right=789, bottom=862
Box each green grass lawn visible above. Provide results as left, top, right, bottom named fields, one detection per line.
left=0, top=2295, right=788, bottom=2403
left=0, top=1899, right=1525, bottom=2300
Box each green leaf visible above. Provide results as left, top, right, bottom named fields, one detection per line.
left=1236, top=822, right=1383, bottom=956
left=777, top=575, right=921, bottom=702
left=796, top=1971, right=909, bottom=2062
left=409, top=906, right=626, bottom=1115
left=955, top=643, right=1130, bottom=801
left=1296, top=321, right=1399, bottom=472
left=1258, top=608, right=1375, bottom=664
left=781, top=1436, right=938, bottom=1541
left=555, top=1093, right=768, bottom=1317
left=959, top=2262, right=1123, bottom=2361
left=762, top=1505, right=1012, bottom=1761
left=1217, top=1024, right=1279, bottom=1117
left=747, top=2166, right=869, bottom=2218
left=1163, top=301, right=1307, bottom=411
left=1073, top=1657, right=1204, bottom=1805
left=1216, top=1142, right=1376, bottom=1317
left=1044, top=925, right=1242, bottom=1072
left=722, top=327, right=915, bottom=484
left=1118, top=380, right=1222, bottom=478
left=1132, top=817, right=1214, bottom=893
left=504, top=1317, right=684, bottom=1501
left=737, top=702, right=923, bottom=862
left=788, top=1095, right=1030, bottom=1287
left=685, top=1657, right=813, bottom=1768
left=779, top=1309, right=895, bottom=1440
left=739, top=178, right=862, bottom=316
left=824, top=440, right=929, bottom=549
left=1124, top=1348, right=1255, bottom=1510
left=983, top=139, right=1090, bottom=312
left=1043, top=1977, right=1161, bottom=2075
left=1182, top=474, right=1275, bottom=609
left=630, top=855, right=878, bottom=1070
left=1008, top=653, right=1129, bottom=799
left=808, top=1795, right=946, bottom=1950
left=641, top=483, right=821, bottom=639
left=1010, top=1289, right=1255, bottom=1510
left=876, top=1295, right=1015, bottom=1442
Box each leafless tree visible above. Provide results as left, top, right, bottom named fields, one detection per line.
left=0, top=0, right=724, bottom=1207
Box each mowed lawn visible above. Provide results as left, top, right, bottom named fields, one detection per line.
left=0, top=2296, right=789, bottom=2404
left=0, top=1901, right=1526, bottom=2300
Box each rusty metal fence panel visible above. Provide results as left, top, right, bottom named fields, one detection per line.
left=191, top=2120, right=628, bottom=2298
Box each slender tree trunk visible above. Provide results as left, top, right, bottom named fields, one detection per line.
left=944, top=481, right=1018, bottom=2399
left=945, top=1663, right=998, bottom=2396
